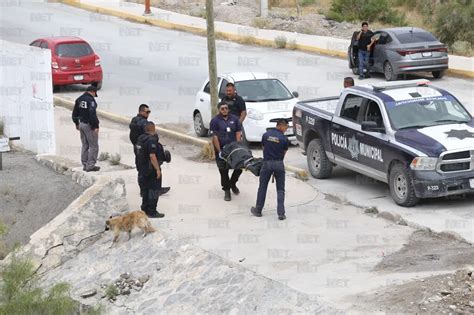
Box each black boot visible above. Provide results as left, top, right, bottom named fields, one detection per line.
left=231, top=185, right=240, bottom=195
left=224, top=190, right=231, bottom=201
left=251, top=207, right=262, bottom=217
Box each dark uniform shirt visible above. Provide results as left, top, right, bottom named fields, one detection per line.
left=218, top=94, right=246, bottom=118
left=358, top=30, right=374, bottom=51
left=72, top=92, right=99, bottom=129
left=210, top=114, right=242, bottom=148
left=136, top=133, right=160, bottom=174
left=262, top=128, right=289, bottom=161
left=129, top=114, right=148, bottom=145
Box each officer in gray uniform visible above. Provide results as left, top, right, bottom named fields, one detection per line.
left=251, top=118, right=290, bottom=220
left=72, top=85, right=100, bottom=172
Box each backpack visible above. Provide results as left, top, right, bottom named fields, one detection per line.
left=129, top=115, right=146, bottom=145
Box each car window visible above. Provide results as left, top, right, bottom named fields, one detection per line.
left=203, top=82, right=210, bottom=94
left=396, top=31, right=437, bottom=44
left=55, top=42, right=93, bottom=57
left=364, top=100, right=384, bottom=127
left=39, top=41, right=49, bottom=49
left=30, top=40, right=41, bottom=47
left=340, top=94, right=364, bottom=123
left=219, top=79, right=228, bottom=99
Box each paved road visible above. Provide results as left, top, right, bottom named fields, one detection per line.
left=2, top=1, right=473, bottom=241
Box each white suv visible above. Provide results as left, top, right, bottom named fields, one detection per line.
left=193, top=72, right=299, bottom=143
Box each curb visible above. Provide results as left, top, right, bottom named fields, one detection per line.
left=59, top=0, right=473, bottom=79
left=53, top=96, right=309, bottom=179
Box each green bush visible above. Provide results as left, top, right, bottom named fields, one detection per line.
left=328, top=0, right=406, bottom=25
left=434, top=1, right=474, bottom=47
left=450, top=40, right=473, bottom=57
left=252, top=17, right=270, bottom=29
left=274, top=35, right=288, bottom=48
left=0, top=254, right=77, bottom=315
left=301, top=0, right=317, bottom=6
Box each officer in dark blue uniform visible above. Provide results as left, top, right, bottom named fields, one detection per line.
left=251, top=118, right=289, bottom=220
left=72, top=85, right=100, bottom=172
left=210, top=103, right=243, bottom=201
left=130, top=104, right=170, bottom=196
left=136, top=121, right=165, bottom=218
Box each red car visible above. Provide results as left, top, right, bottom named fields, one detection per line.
left=30, top=36, right=103, bottom=91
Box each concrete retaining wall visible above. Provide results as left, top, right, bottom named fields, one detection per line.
left=0, top=40, right=55, bottom=154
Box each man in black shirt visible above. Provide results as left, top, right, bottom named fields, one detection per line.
left=356, top=22, right=375, bottom=79
left=218, top=82, right=246, bottom=123
left=72, top=85, right=100, bottom=172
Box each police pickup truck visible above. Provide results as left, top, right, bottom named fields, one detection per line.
left=293, top=79, right=474, bottom=207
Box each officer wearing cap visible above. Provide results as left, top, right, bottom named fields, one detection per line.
left=129, top=104, right=170, bottom=196
left=72, top=85, right=100, bottom=172
left=251, top=118, right=289, bottom=220
left=136, top=121, right=165, bottom=218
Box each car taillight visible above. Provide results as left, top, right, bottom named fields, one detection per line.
left=396, top=50, right=412, bottom=56
left=433, top=47, right=448, bottom=53
left=95, top=57, right=100, bottom=67
left=51, top=61, right=59, bottom=69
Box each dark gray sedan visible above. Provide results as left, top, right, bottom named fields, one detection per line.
left=348, top=27, right=449, bottom=81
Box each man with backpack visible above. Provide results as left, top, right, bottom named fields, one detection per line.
left=129, top=104, right=170, bottom=196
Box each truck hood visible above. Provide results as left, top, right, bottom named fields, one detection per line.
left=395, top=122, right=474, bottom=157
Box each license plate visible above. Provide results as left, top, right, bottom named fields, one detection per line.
left=470, top=178, right=474, bottom=188
left=74, top=75, right=84, bottom=81
left=422, top=52, right=432, bottom=57
left=285, top=128, right=293, bottom=135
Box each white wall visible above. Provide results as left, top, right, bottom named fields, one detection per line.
left=0, top=40, right=55, bottom=154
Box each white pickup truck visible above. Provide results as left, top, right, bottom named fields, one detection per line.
left=293, top=79, right=474, bottom=207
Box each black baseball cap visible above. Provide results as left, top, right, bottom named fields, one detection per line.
left=86, top=85, right=98, bottom=96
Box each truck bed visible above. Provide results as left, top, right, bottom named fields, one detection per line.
left=295, top=96, right=339, bottom=120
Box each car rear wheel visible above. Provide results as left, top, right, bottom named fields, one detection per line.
left=388, top=162, right=419, bottom=207
left=193, top=112, right=208, bottom=137
left=432, top=71, right=444, bottom=79
left=307, top=138, right=332, bottom=179
left=384, top=61, right=396, bottom=81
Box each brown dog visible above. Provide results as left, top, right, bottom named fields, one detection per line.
left=105, top=210, right=156, bottom=247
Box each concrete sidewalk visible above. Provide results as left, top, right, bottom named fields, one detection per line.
left=54, top=105, right=446, bottom=309
left=62, top=0, right=474, bottom=78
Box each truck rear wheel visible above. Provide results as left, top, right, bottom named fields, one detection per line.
left=307, top=138, right=332, bottom=179
left=389, top=162, right=419, bottom=207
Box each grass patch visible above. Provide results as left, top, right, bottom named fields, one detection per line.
left=450, top=41, right=472, bottom=57
left=238, top=35, right=258, bottom=46
left=252, top=17, right=270, bottom=29
left=97, top=152, right=110, bottom=161
left=287, top=39, right=297, bottom=50
left=109, top=153, right=121, bottom=166
left=274, top=35, right=287, bottom=48
left=105, top=284, right=119, bottom=301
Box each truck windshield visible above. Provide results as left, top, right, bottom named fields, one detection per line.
left=387, top=96, right=472, bottom=130
left=235, top=79, right=293, bottom=102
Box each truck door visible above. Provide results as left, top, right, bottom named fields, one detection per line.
left=357, top=99, right=388, bottom=175
left=331, top=94, right=365, bottom=162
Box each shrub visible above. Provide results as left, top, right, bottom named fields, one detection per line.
left=301, top=0, right=317, bottom=6
left=287, top=39, right=297, bottom=50
left=109, top=153, right=121, bottom=166
left=105, top=284, right=119, bottom=301
left=328, top=0, right=406, bottom=25
left=274, top=35, right=288, bottom=48
left=450, top=40, right=472, bottom=57
left=0, top=254, right=77, bottom=314
left=98, top=152, right=110, bottom=161
left=239, top=35, right=257, bottom=46
left=252, top=17, right=270, bottom=29
left=434, top=1, right=474, bottom=47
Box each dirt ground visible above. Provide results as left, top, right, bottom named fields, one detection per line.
left=0, top=150, right=84, bottom=258
left=350, top=230, right=474, bottom=313
left=128, top=0, right=357, bottom=39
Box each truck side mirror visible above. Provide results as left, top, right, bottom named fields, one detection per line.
left=292, top=91, right=299, bottom=98
left=361, top=121, right=385, bottom=133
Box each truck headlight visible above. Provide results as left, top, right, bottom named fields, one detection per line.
left=410, top=157, right=437, bottom=171
left=247, top=109, right=263, bottom=120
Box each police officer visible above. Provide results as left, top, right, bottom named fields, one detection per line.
left=72, top=85, right=100, bottom=172
left=129, top=104, right=170, bottom=196
left=136, top=121, right=165, bottom=218
left=218, top=82, right=246, bottom=123
left=210, top=103, right=243, bottom=201
left=251, top=118, right=289, bottom=220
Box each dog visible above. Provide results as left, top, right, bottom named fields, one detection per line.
left=105, top=210, right=156, bottom=247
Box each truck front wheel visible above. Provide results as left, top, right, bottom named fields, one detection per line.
left=307, top=138, right=332, bottom=179
left=388, top=162, right=419, bottom=207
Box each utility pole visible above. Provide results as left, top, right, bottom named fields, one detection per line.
left=260, top=0, right=268, bottom=18
left=206, top=0, right=218, bottom=117
left=143, top=0, right=152, bottom=16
